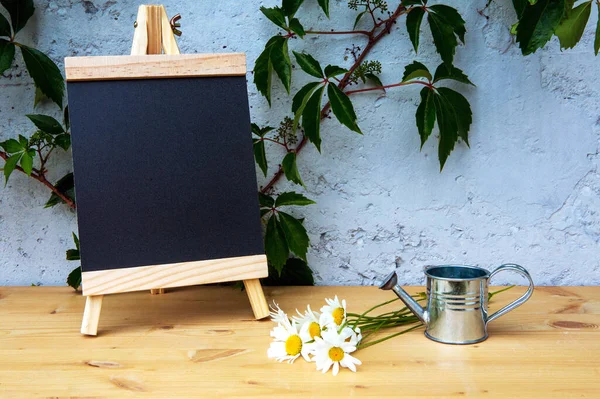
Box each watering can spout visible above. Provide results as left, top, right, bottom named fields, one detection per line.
left=379, top=271, right=428, bottom=324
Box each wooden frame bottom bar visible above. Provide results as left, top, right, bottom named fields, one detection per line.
left=80, top=254, right=269, bottom=336
left=81, top=254, right=268, bottom=296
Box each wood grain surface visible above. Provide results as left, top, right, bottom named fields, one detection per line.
left=64, top=53, right=246, bottom=81
left=0, top=286, right=598, bottom=398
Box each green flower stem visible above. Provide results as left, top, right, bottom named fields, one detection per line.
left=358, top=324, right=424, bottom=349
left=488, top=285, right=515, bottom=301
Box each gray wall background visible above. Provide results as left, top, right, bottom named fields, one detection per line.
left=1, top=0, right=599, bottom=286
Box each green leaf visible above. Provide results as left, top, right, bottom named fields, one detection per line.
left=282, top=0, right=304, bottom=17
left=275, top=191, right=316, bottom=207
left=292, top=82, right=321, bottom=114
left=0, top=138, right=22, bottom=153
left=289, top=17, right=305, bottom=38
left=403, top=0, right=424, bottom=6
left=253, top=139, right=268, bottom=177
left=262, top=258, right=314, bottom=286
left=66, top=249, right=80, bottom=261
left=251, top=123, right=274, bottom=137
left=293, top=51, right=323, bottom=78
left=33, top=86, right=48, bottom=108
left=265, top=215, right=289, bottom=275
left=253, top=38, right=276, bottom=106
left=595, top=2, right=600, bottom=55
left=54, top=133, right=71, bottom=151
left=513, top=0, right=529, bottom=18
left=554, top=1, right=592, bottom=50
left=437, top=87, right=472, bottom=146
left=415, top=87, right=436, bottom=148
left=0, top=12, right=10, bottom=37
left=428, top=10, right=459, bottom=66
left=259, top=192, right=275, bottom=208
left=20, top=45, right=64, bottom=108
left=25, top=114, right=64, bottom=134
left=432, top=93, right=457, bottom=170
left=402, top=60, right=432, bottom=82
left=353, top=10, right=367, bottom=30
left=302, top=85, right=325, bottom=151
left=66, top=266, right=81, bottom=291
left=260, top=208, right=272, bottom=218
left=429, top=87, right=473, bottom=170
left=278, top=211, right=310, bottom=261
left=270, top=37, right=292, bottom=94
left=365, top=72, right=383, bottom=87
left=516, top=0, right=565, bottom=55
left=433, top=64, right=474, bottom=85
left=324, top=64, right=348, bottom=78
left=0, top=39, right=15, bottom=74
left=327, top=83, right=362, bottom=134
left=19, top=148, right=34, bottom=175
left=63, top=105, right=70, bottom=131
left=406, top=6, right=425, bottom=52
left=260, top=6, right=287, bottom=30
left=44, top=172, right=75, bottom=208
left=429, top=5, right=466, bottom=43
left=72, top=232, right=80, bottom=251
left=0, top=0, right=34, bottom=34
left=18, top=134, right=27, bottom=147
left=317, top=0, right=330, bottom=17
left=3, top=153, right=21, bottom=184
left=281, top=152, right=303, bottom=186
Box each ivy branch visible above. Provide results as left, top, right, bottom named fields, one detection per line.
left=258, top=2, right=410, bottom=194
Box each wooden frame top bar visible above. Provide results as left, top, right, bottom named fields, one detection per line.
left=65, top=53, right=246, bottom=81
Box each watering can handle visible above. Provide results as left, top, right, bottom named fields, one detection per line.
left=486, top=264, right=534, bottom=324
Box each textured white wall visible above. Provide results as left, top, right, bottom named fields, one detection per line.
left=1, top=0, right=599, bottom=286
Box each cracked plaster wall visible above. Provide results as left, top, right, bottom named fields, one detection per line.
left=1, top=0, right=599, bottom=286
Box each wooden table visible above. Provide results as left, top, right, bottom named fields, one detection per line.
left=0, top=286, right=598, bottom=398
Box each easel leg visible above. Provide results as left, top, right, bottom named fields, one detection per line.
left=81, top=295, right=103, bottom=336
left=243, top=279, right=269, bottom=319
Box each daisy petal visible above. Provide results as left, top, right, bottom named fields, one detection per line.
left=332, top=361, right=340, bottom=376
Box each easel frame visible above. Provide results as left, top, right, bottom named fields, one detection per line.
left=76, top=5, right=269, bottom=336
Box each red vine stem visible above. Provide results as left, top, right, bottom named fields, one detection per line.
left=344, top=80, right=431, bottom=95
left=0, top=151, right=76, bottom=209
left=260, top=4, right=409, bottom=194
left=306, top=30, right=371, bottom=36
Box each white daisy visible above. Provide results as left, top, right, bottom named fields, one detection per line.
left=319, top=296, right=347, bottom=328
left=346, top=326, right=362, bottom=346
left=269, top=301, right=291, bottom=327
left=293, top=305, right=322, bottom=342
left=267, top=320, right=312, bottom=364
left=313, top=328, right=362, bottom=375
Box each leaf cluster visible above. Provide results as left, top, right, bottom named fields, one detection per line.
left=512, top=0, right=600, bottom=55
left=259, top=191, right=315, bottom=275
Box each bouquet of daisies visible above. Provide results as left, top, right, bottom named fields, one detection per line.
left=267, top=296, right=362, bottom=376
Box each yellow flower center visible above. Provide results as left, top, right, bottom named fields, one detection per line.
left=308, top=322, right=321, bottom=339
left=332, top=307, right=345, bottom=325
left=328, top=346, right=345, bottom=362
left=285, top=335, right=303, bottom=356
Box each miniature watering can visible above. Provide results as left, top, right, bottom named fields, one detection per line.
left=379, top=264, right=534, bottom=344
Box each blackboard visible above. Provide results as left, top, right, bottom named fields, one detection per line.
left=68, top=73, right=264, bottom=274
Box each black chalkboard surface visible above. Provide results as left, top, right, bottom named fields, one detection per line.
left=68, top=75, right=264, bottom=273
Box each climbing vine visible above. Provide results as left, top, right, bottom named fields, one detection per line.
left=0, top=0, right=598, bottom=287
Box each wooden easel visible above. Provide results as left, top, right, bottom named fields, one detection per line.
left=79, top=5, right=269, bottom=335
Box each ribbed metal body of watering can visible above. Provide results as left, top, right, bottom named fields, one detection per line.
left=379, top=264, right=534, bottom=344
